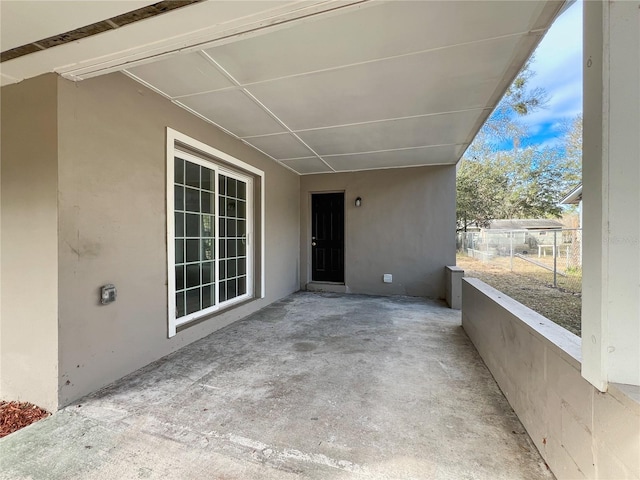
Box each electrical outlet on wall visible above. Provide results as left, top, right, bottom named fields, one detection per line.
left=383, top=274, right=392, bottom=283
left=101, top=284, right=117, bottom=304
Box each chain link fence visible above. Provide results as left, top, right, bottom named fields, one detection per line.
left=457, top=228, right=582, bottom=294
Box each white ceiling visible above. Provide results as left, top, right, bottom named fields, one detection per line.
left=1, top=0, right=566, bottom=174
left=124, top=1, right=564, bottom=174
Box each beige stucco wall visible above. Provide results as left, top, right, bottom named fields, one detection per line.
left=0, top=74, right=60, bottom=411
left=445, top=266, right=463, bottom=309
left=462, top=278, right=640, bottom=479
left=54, top=72, right=300, bottom=406
left=300, top=166, right=455, bottom=298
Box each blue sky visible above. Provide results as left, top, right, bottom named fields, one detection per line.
left=501, top=0, right=583, bottom=150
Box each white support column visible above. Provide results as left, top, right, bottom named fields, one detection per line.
left=582, top=0, right=640, bottom=390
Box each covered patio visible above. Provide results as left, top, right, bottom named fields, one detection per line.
left=2, top=1, right=639, bottom=478
left=0, top=293, right=551, bottom=479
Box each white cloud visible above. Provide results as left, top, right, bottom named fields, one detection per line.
left=513, top=0, right=583, bottom=140
left=533, top=137, right=564, bottom=150
left=530, top=0, right=583, bottom=88
left=479, top=1, right=584, bottom=151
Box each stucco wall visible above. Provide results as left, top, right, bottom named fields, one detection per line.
left=462, top=278, right=640, bottom=479
left=445, top=266, right=463, bottom=309
left=56, top=72, right=300, bottom=406
left=300, top=166, right=455, bottom=298
left=0, top=74, right=60, bottom=411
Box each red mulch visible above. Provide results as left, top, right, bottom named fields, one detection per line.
left=0, top=401, right=50, bottom=438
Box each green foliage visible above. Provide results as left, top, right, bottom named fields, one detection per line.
left=456, top=147, right=580, bottom=231
left=566, top=265, right=582, bottom=275
left=456, top=59, right=582, bottom=231
left=456, top=158, right=507, bottom=231
left=502, top=61, right=548, bottom=116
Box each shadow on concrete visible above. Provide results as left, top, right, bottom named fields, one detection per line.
left=0, top=292, right=553, bottom=479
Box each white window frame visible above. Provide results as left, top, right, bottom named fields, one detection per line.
left=166, top=128, right=265, bottom=337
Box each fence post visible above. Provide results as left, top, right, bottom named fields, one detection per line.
left=510, top=233, right=513, bottom=271
left=553, top=230, right=558, bottom=287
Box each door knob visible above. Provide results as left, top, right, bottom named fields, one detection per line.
left=312, top=242, right=317, bottom=246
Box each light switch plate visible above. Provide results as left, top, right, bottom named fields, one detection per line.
left=383, top=274, right=392, bottom=283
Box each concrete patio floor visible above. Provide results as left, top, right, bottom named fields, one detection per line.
left=1, top=292, right=554, bottom=479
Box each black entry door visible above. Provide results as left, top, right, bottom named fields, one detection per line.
left=311, top=193, right=344, bottom=282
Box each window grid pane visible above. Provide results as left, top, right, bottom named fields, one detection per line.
left=217, top=173, right=249, bottom=305
left=174, top=158, right=251, bottom=322
left=174, top=157, right=216, bottom=319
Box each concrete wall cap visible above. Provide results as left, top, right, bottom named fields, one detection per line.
left=609, top=383, right=640, bottom=414
left=462, top=277, right=581, bottom=368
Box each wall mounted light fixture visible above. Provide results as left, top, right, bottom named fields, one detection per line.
left=355, top=197, right=362, bottom=207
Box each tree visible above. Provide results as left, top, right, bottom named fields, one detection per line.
left=562, top=113, right=582, bottom=197
left=499, top=147, right=578, bottom=219
left=465, top=57, right=549, bottom=158
left=456, top=158, right=508, bottom=231
left=457, top=145, right=581, bottom=231
left=456, top=60, right=581, bottom=230
left=564, top=114, right=582, bottom=164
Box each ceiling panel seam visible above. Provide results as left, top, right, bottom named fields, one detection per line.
left=123, top=30, right=540, bottom=102
left=242, top=89, right=336, bottom=172
left=241, top=142, right=300, bottom=175
left=319, top=143, right=466, bottom=159
left=55, top=0, right=371, bottom=82
left=122, top=70, right=174, bottom=101
left=277, top=147, right=464, bottom=162
left=281, top=156, right=317, bottom=162
left=171, top=84, right=240, bottom=100
left=172, top=100, right=239, bottom=139
left=202, top=30, right=532, bottom=90
left=305, top=161, right=457, bottom=175
left=239, top=107, right=494, bottom=139
left=96, top=1, right=564, bottom=175
left=201, top=51, right=335, bottom=172
left=171, top=97, right=301, bottom=174
left=126, top=60, right=311, bottom=175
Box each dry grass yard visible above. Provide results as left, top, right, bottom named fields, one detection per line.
left=457, top=254, right=581, bottom=336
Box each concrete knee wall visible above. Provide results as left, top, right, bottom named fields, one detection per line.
left=461, top=278, right=640, bottom=480
left=445, top=266, right=463, bottom=309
